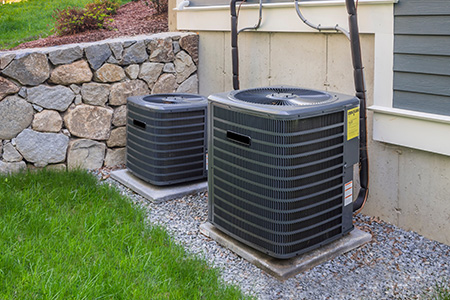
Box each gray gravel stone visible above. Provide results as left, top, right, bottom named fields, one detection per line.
left=70, top=84, right=81, bottom=94
left=109, top=42, right=124, bottom=60
left=27, top=85, right=75, bottom=112
left=85, top=44, right=112, bottom=70
left=2, top=142, right=22, bottom=162
left=106, top=127, right=126, bottom=147
left=125, top=64, right=140, bottom=80
left=15, top=129, right=68, bottom=167
left=148, top=37, right=174, bottom=63
left=109, top=80, right=149, bottom=106
left=0, top=76, right=20, bottom=100
left=0, top=96, right=33, bottom=139
left=173, top=41, right=181, bottom=54
left=18, top=87, right=27, bottom=98
left=174, top=51, right=196, bottom=84
left=48, top=46, right=83, bottom=65
left=49, top=60, right=93, bottom=85
left=176, top=74, right=198, bottom=94
left=81, top=82, right=110, bottom=106
left=112, top=105, right=127, bottom=127
left=74, top=95, right=82, bottom=105
left=0, top=160, right=26, bottom=175
left=0, top=53, right=15, bottom=69
left=104, top=147, right=126, bottom=167
left=1, top=53, right=50, bottom=86
left=152, top=73, right=176, bottom=94
left=121, top=41, right=148, bottom=65
left=31, top=110, right=62, bottom=133
left=97, top=169, right=450, bottom=300
left=139, top=62, right=163, bottom=88
left=107, top=56, right=119, bottom=64
left=163, top=63, right=176, bottom=73
left=68, top=139, right=105, bottom=170
left=179, top=34, right=199, bottom=65
left=94, top=63, right=126, bottom=83
left=32, top=104, right=43, bottom=112
left=123, top=40, right=136, bottom=48
left=64, top=104, right=113, bottom=140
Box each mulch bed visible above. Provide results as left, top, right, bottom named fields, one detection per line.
left=11, top=1, right=168, bottom=50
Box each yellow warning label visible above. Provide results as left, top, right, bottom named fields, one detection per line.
left=347, top=107, right=359, bottom=140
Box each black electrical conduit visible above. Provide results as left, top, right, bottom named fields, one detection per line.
left=231, top=0, right=263, bottom=90
left=230, top=0, right=369, bottom=213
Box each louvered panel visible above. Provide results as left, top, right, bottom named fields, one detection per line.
left=208, top=87, right=359, bottom=259
left=126, top=94, right=208, bottom=186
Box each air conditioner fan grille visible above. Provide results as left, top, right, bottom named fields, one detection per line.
left=229, top=87, right=337, bottom=106
left=143, top=94, right=205, bottom=105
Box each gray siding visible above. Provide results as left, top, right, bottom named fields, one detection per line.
left=393, top=0, right=450, bottom=116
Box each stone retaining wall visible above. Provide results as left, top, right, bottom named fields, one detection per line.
left=0, top=32, right=199, bottom=174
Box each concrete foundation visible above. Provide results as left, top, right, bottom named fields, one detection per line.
left=200, top=222, right=372, bottom=280
left=110, top=169, right=207, bottom=203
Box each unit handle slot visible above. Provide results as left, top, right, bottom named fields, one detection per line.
left=133, top=119, right=146, bottom=130
left=227, top=130, right=251, bottom=146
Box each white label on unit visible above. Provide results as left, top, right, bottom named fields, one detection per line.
left=206, top=152, right=208, bottom=170
left=344, top=181, right=353, bottom=206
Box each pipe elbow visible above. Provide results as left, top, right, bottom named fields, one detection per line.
left=177, top=0, right=190, bottom=10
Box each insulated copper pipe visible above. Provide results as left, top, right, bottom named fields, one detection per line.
left=230, top=0, right=263, bottom=90
left=345, top=0, right=369, bottom=213
left=231, top=0, right=239, bottom=90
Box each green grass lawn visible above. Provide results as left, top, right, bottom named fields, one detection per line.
left=0, top=0, right=131, bottom=49
left=425, top=280, right=450, bottom=300
left=0, top=169, right=248, bottom=299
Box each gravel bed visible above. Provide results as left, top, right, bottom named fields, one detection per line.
left=95, top=169, right=449, bottom=300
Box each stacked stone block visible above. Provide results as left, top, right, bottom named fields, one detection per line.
left=0, top=32, right=199, bottom=174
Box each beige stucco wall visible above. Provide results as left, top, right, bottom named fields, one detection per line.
left=195, top=30, right=450, bottom=245
left=197, top=31, right=372, bottom=96
left=365, top=142, right=450, bottom=245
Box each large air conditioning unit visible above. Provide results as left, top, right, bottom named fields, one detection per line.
left=126, top=93, right=208, bottom=186
left=208, top=86, right=360, bottom=259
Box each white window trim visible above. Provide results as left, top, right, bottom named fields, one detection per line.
left=175, top=0, right=396, bottom=11
left=371, top=106, right=450, bottom=156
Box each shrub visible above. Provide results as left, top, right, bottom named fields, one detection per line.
left=53, top=6, right=86, bottom=35
left=53, top=0, right=120, bottom=36
left=86, top=0, right=120, bottom=15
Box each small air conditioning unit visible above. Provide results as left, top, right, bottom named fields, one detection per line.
left=126, top=93, right=208, bottom=186
left=207, top=86, right=360, bottom=259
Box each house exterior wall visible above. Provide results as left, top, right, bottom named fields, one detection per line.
left=173, top=0, right=450, bottom=245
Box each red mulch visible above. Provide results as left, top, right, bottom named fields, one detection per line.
left=11, top=1, right=168, bottom=50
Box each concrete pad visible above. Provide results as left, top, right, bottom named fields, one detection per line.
left=200, top=222, right=372, bottom=281
left=110, top=169, right=207, bottom=203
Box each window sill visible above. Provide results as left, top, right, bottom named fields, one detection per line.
left=175, top=0, right=397, bottom=11
left=370, top=105, right=450, bottom=156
